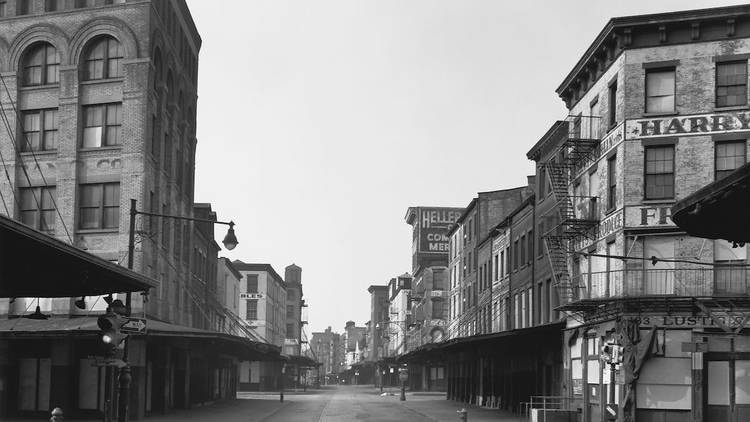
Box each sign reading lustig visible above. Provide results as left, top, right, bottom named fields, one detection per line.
left=627, top=111, right=750, bottom=139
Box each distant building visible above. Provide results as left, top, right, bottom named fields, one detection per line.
left=233, top=261, right=287, bottom=391
left=217, top=257, right=242, bottom=330
left=366, top=285, right=389, bottom=362
left=310, top=327, right=342, bottom=384
left=386, top=273, right=412, bottom=357
left=284, top=264, right=304, bottom=356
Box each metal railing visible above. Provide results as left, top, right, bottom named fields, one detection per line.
left=571, top=268, right=750, bottom=300
left=520, top=396, right=578, bottom=421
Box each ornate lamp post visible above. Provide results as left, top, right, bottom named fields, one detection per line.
left=118, top=199, right=239, bottom=422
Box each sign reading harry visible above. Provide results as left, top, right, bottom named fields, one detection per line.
left=627, top=111, right=750, bottom=138
left=407, top=207, right=463, bottom=254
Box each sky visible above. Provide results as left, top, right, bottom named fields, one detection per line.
left=184, top=0, right=748, bottom=335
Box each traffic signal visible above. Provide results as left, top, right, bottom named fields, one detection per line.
left=97, top=308, right=127, bottom=357
left=601, top=342, right=623, bottom=364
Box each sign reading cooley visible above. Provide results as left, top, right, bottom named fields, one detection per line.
left=627, top=111, right=750, bottom=138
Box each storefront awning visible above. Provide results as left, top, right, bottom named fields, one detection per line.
left=0, top=214, right=157, bottom=298
left=398, top=321, right=565, bottom=363
left=0, top=317, right=280, bottom=361
left=672, top=161, right=750, bottom=243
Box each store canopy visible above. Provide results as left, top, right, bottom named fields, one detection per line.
left=672, top=161, right=750, bottom=244
left=0, top=214, right=157, bottom=298
left=0, top=317, right=281, bottom=361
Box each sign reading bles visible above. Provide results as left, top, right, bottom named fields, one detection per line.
left=627, top=111, right=750, bottom=138
left=240, top=293, right=263, bottom=299
left=418, top=208, right=462, bottom=254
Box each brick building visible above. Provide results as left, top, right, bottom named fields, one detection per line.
left=233, top=261, right=287, bottom=391
left=542, top=5, right=750, bottom=422
left=310, top=326, right=343, bottom=385
left=0, top=1, right=275, bottom=419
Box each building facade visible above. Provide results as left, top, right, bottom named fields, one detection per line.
left=310, top=326, right=343, bottom=385
left=0, top=1, right=258, bottom=419
left=545, top=5, right=750, bottom=422
left=233, top=261, right=287, bottom=391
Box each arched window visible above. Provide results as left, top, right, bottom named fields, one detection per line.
left=82, top=36, right=123, bottom=80
left=21, top=43, right=59, bottom=86
left=152, top=49, right=162, bottom=92
left=165, top=71, right=174, bottom=102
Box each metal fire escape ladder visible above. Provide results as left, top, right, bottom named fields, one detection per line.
left=542, top=116, right=602, bottom=306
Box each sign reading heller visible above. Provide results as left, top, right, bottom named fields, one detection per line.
left=627, top=111, right=750, bottom=139
left=413, top=207, right=463, bottom=254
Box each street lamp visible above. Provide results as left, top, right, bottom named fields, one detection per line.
left=117, top=199, right=240, bottom=422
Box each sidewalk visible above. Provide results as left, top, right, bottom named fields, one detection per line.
left=377, top=388, right=525, bottom=422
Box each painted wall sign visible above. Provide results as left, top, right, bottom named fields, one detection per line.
left=624, top=206, right=674, bottom=229
left=626, top=111, right=750, bottom=139
left=625, top=315, right=749, bottom=329
left=418, top=208, right=463, bottom=253
left=576, top=123, right=624, bottom=176
left=240, top=293, right=264, bottom=299
left=573, top=208, right=624, bottom=251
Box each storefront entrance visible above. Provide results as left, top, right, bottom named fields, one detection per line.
left=707, top=353, right=750, bottom=422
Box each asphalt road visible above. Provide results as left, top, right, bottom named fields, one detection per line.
left=239, top=386, right=435, bottom=422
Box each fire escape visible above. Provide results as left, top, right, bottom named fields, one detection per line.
left=543, top=115, right=602, bottom=305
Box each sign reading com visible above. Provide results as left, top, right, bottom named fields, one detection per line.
left=627, top=111, right=750, bottom=138
left=418, top=208, right=462, bottom=253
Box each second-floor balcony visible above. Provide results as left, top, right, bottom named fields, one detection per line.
left=570, top=268, right=750, bottom=304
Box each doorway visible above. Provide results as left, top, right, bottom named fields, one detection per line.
left=707, top=354, right=750, bottom=422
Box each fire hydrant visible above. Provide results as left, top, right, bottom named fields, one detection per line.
left=457, top=408, right=467, bottom=421
left=50, top=408, right=64, bottom=421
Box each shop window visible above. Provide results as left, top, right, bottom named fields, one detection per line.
left=714, top=240, right=747, bottom=294
left=18, top=358, right=51, bottom=411
left=245, top=299, right=257, bottom=320
left=643, top=237, right=675, bottom=295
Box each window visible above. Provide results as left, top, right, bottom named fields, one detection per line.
left=286, top=323, right=295, bottom=338
left=286, top=305, right=294, bottom=318
left=16, top=0, right=30, bottom=15
left=608, top=80, right=617, bottom=127
left=78, top=183, right=119, bottom=229
left=82, top=103, right=122, bottom=148
left=83, top=37, right=123, bottom=80
left=607, top=155, right=617, bottom=210
left=520, top=235, right=526, bottom=267
left=164, top=133, right=172, bottom=175
left=714, top=240, right=747, bottom=294
left=19, top=186, right=56, bottom=232
left=645, top=68, right=675, bottom=113
left=150, top=116, right=159, bottom=159
left=493, top=255, right=498, bottom=281
left=539, top=165, right=546, bottom=197
left=645, top=146, right=675, bottom=199
left=716, top=61, right=747, bottom=107
left=246, top=275, right=258, bottom=293
left=0, top=1, right=6, bottom=17
left=246, top=299, right=257, bottom=320
left=22, top=43, right=59, bottom=86
left=527, top=230, right=533, bottom=265
left=45, top=0, right=64, bottom=11
left=161, top=204, right=169, bottom=248
left=432, top=298, right=443, bottom=319
left=715, top=141, right=746, bottom=180
left=21, top=109, right=57, bottom=151
left=287, top=290, right=295, bottom=300
left=590, top=97, right=600, bottom=138
left=74, top=0, right=88, bottom=8
left=500, top=250, right=505, bottom=277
